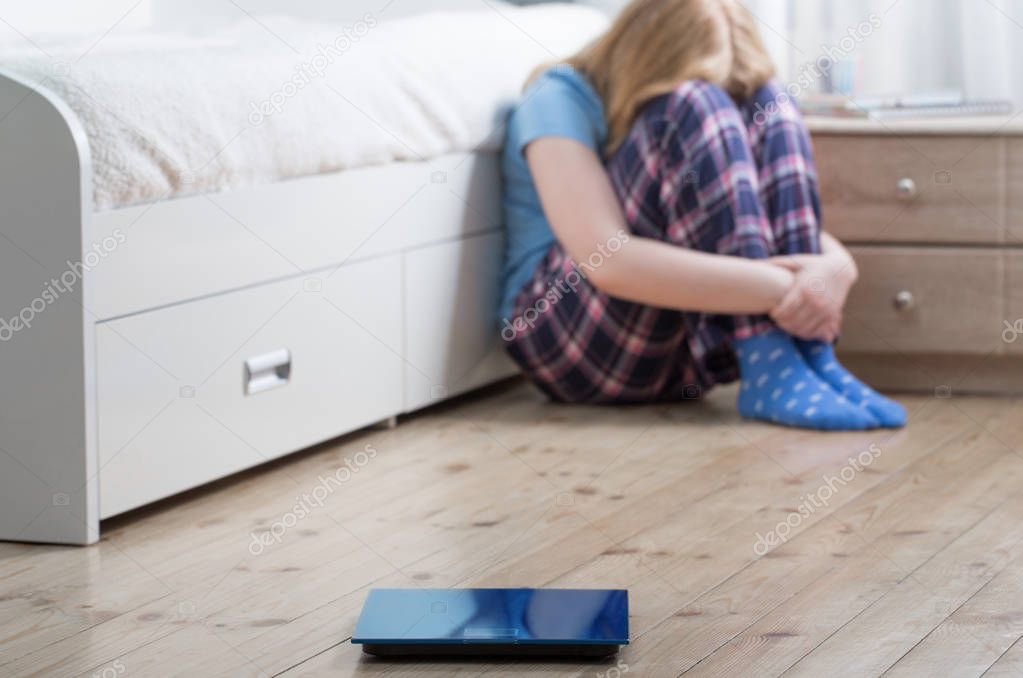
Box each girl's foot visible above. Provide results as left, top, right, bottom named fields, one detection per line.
left=795, top=340, right=908, bottom=429
left=735, top=331, right=879, bottom=431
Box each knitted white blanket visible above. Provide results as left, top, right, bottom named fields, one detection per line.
left=0, top=4, right=607, bottom=209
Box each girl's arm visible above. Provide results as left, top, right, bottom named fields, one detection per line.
left=768, top=233, right=859, bottom=343
left=820, top=231, right=856, bottom=268
left=526, top=137, right=796, bottom=315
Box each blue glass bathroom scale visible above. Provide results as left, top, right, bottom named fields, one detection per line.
left=352, top=588, right=629, bottom=658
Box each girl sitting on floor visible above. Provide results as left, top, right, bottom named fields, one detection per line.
left=499, top=0, right=906, bottom=431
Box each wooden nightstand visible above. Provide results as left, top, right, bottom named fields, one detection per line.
left=809, top=115, right=1023, bottom=394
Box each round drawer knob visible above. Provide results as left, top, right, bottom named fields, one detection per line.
left=893, top=290, right=915, bottom=312
left=896, top=177, right=917, bottom=200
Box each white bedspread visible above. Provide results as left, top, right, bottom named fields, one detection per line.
left=0, top=4, right=607, bottom=209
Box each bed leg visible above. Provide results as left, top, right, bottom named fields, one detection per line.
left=0, top=68, right=98, bottom=544
left=373, top=415, right=399, bottom=430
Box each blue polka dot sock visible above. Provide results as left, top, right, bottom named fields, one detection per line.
left=794, top=340, right=908, bottom=429
left=735, top=331, right=879, bottom=431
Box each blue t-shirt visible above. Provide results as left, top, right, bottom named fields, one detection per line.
left=500, top=67, right=607, bottom=320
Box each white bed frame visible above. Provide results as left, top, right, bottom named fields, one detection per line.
left=0, top=60, right=520, bottom=545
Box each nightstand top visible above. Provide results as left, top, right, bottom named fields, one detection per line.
left=805, top=114, right=1023, bottom=136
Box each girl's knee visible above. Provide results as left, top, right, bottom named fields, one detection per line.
left=656, top=80, right=748, bottom=148
left=746, top=79, right=802, bottom=127
left=748, top=79, right=786, bottom=107
left=667, top=80, right=740, bottom=122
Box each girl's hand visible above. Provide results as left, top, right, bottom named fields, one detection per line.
left=768, top=253, right=857, bottom=343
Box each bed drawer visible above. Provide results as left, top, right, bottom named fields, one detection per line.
left=91, top=153, right=501, bottom=320
left=815, top=135, right=1006, bottom=245
left=838, top=247, right=1004, bottom=355
left=403, top=233, right=517, bottom=412
left=96, top=256, right=403, bottom=518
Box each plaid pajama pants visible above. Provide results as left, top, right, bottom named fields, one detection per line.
left=505, top=80, right=822, bottom=404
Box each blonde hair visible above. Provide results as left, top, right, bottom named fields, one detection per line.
left=537, top=0, right=775, bottom=155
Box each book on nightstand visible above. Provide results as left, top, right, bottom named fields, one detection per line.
left=800, top=91, right=1013, bottom=120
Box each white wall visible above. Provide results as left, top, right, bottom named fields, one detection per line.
left=151, top=0, right=621, bottom=28
left=0, top=0, right=619, bottom=42
left=0, top=0, right=154, bottom=39
left=150, top=0, right=500, bottom=31
left=6, top=0, right=1015, bottom=105
left=784, top=0, right=963, bottom=97
left=744, top=0, right=1023, bottom=105
left=739, top=0, right=792, bottom=85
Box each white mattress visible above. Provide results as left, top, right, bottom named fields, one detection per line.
left=0, top=4, right=608, bottom=210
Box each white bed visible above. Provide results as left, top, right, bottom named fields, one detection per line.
left=0, top=1, right=609, bottom=544
left=1, top=5, right=607, bottom=209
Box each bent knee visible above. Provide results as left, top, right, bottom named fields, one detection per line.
left=746, top=79, right=802, bottom=126
left=747, top=79, right=786, bottom=107
left=651, top=80, right=755, bottom=157
left=642, top=80, right=748, bottom=149
left=665, top=80, right=739, bottom=122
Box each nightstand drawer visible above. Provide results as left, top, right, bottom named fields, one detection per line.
left=815, top=136, right=1006, bottom=245
left=840, top=247, right=1004, bottom=355
left=1007, top=251, right=1023, bottom=356
left=1006, top=140, right=1023, bottom=246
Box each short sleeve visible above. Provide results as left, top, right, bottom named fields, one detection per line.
left=509, top=75, right=600, bottom=156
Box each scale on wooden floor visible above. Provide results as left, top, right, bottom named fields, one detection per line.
left=352, top=588, right=629, bottom=658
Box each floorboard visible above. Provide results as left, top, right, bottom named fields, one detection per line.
left=1, top=383, right=1021, bottom=678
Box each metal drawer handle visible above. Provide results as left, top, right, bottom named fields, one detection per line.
left=244, top=348, right=291, bottom=395
left=893, top=290, right=915, bottom=312
left=896, top=177, right=917, bottom=200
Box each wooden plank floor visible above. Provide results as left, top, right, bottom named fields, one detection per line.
left=3, top=380, right=1023, bottom=677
